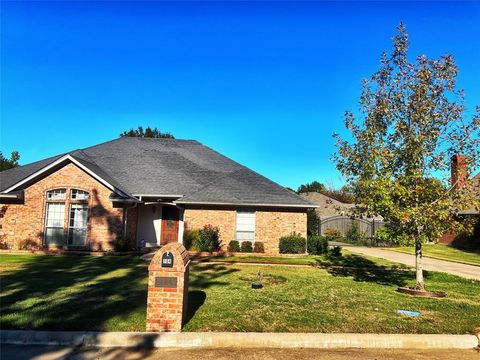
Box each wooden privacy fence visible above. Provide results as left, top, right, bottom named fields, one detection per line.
left=318, top=216, right=386, bottom=239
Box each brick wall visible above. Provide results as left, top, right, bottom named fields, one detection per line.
left=183, top=207, right=307, bottom=255
left=0, top=162, right=125, bottom=250
left=256, top=210, right=307, bottom=255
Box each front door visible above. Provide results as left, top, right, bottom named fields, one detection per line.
left=161, top=206, right=179, bottom=245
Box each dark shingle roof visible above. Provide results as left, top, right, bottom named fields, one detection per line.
left=0, top=137, right=313, bottom=207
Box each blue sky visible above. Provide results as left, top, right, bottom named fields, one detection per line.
left=1, top=1, right=479, bottom=189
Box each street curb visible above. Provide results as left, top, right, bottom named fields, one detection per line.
left=1, top=331, right=478, bottom=349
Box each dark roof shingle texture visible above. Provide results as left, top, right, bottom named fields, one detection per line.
left=0, top=138, right=313, bottom=207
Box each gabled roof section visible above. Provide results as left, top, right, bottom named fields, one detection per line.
left=0, top=137, right=316, bottom=208
left=0, top=153, right=66, bottom=192
left=1, top=153, right=130, bottom=197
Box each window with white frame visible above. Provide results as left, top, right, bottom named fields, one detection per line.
left=44, top=188, right=89, bottom=247
left=68, top=203, right=88, bottom=246
left=236, top=211, right=255, bottom=242
left=46, top=189, right=66, bottom=200
left=45, top=202, right=65, bottom=245
left=71, top=189, right=89, bottom=201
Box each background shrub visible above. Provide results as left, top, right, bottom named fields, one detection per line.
left=279, top=232, right=306, bottom=254
left=345, top=222, right=362, bottom=244
left=307, top=235, right=328, bottom=255
left=184, top=229, right=201, bottom=250
left=198, top=225, right=221, bottom=252
left=17, top=239, right=40, bottom=251
left=228, top=240, right=240, bottom=252
left=113, top=236, right=134, bottom=252
left=240, top=241, right=253, bottom=253
left=324, top=228, right=341, bottom=240
left=373, top=226, right=408, bottom=247
left=307, top=209, right=319, bottom=236
left=253, top=241, right=265, bottom=253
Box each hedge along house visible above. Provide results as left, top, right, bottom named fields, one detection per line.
left=0, top=138, right=315, bottom=255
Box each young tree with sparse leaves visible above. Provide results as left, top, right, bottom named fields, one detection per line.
left=333, top=23, right=480, bottom=291
left=120, top=126, right=174, bottom=139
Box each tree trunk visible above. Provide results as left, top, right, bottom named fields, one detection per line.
left=414, top=240, right=425, bottom=291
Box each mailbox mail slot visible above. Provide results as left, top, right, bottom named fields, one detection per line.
left=162, top=252, right=174, bottom=268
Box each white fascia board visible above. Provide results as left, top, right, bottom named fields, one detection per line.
left=0, top=193, right=21, bottom=198
left=132, top=194, right=183, bottom=198
left=2, top=154, right=128, bottom=198
left=175, top=200, right=318, bottom=209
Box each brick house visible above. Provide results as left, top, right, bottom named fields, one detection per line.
left=438, top=155, right=480, bottom=244
left=0, top=138, right=314, bottom=255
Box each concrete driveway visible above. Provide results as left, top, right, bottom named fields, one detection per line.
left=334, top=242, right=480, bottom=281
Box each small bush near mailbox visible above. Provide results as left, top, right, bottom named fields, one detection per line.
left=240, top=241, right=253, bottom=253
left=307, top=235, right=328, bottom=255
left=228, top=240, right=240, bottom=252
left=279, top=233, right=306, bottom=254
left=184, top=229, right=201, bottom=250
left=198, top=225, right=221, bottom=252
left=253, top=241, right=265, bottom=253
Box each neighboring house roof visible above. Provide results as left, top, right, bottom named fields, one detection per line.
left=300, top=192, right=384, bottom=220
left=299, top=192, right=355, bottom=218
left=0, top=137, right=315, bottom=208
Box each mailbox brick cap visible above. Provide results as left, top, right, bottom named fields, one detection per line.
left=149, top=242, right=190, bottom=271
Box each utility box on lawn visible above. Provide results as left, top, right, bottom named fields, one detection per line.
left=146, top=242, right=190, bottom=332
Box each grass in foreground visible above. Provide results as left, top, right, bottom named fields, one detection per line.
left=1, top=254, right=479, bottom=334
left=389, top=244, right=480, bottom=266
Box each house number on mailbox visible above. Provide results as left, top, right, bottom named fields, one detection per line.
left=161, top=252, right=174, bottom=268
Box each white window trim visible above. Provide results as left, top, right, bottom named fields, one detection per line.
left=67, top=203, right=89, bottom=246
left=235, top=210, right=256, bottom=243
left=44, top=202, right=66, bottom=246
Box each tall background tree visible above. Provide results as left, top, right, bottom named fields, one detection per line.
left=333, top=23, right=479, bottom=291
left=120, top=126, right=174, bottom=139
left=0, top=151, right=20, bottom=171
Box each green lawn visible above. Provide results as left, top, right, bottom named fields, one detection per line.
left=389, top=244, right=480, bottom=266
left=203, top=249, right=409, bottom=268
left=1, top=254, right=479, bottom=334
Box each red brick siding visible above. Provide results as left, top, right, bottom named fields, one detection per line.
left=0, top=162, right=124, bottom=250
left=183, top=207, right=307, bottom=255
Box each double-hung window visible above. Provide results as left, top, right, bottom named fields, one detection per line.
left=236, top=211, right=255, bottom=242
left=67, top=190, right=89, bottom=246
left=44, top=189, right=66, bottom=245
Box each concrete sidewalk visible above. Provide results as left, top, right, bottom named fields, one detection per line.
left=335, top=243, right=480, bottom=281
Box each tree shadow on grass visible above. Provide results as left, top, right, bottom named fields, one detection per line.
left=189, top=263, right=239, bottom=289
left=316, top=254, right=430, bottom=287
left=0, top=256, right=237, bottom=332
left=0, top=255, right=149, bottom=331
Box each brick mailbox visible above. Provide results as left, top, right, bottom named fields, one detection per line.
left=146, top=242, right=190, bottom=332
